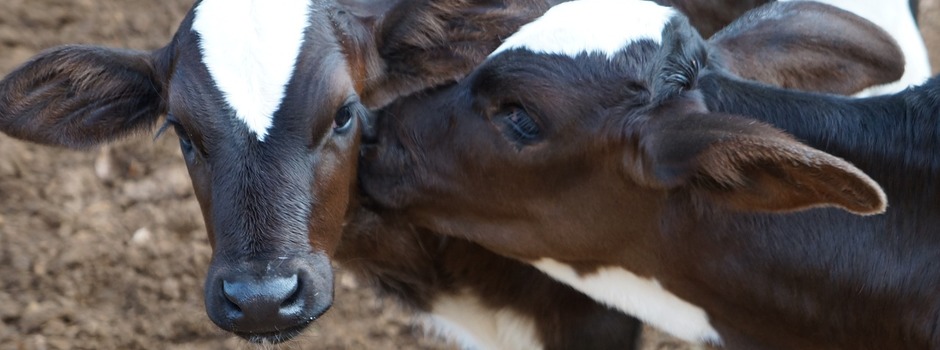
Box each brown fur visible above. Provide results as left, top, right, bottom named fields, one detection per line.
left=654, top=0, right=771, bottom=37
left=709, top=1, right=905, bottom=95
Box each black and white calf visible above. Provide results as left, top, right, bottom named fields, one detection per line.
left=0, top=0, right=559, bottom=343
left=359, top=0, right=940, bottom=348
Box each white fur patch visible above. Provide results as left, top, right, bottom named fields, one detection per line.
left=778, top=0, right=931, bottom=96
left=192, top=0, right=313, bottom=141
left=532, top=258, right=722, bottom=345
left=424, top=291, right=543, bottom=350
left=490, top=0, right=675, bottom=59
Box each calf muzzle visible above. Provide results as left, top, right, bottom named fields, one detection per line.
left=203, top=255, right=333, bottom=343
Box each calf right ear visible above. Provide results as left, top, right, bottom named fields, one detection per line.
left=639, top=112, right=886, bottom=216
left=0, top=45, right=166, bottom=149
left=707, top=1, right=904, bottom=95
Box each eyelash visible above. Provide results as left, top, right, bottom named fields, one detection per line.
left=500, top=106, right=541, bottom=144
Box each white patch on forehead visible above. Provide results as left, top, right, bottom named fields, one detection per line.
left=532, top=258, right=722, bottom=345
left=425, top=291, right=542, bottom=350
left=490, top=0, right=675, bottom=59
left=192, top=0, right=313, bottom=141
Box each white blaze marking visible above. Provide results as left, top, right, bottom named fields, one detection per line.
left=532, top=258, right=722, bottom=345
left=425, top=291, right=542, bottom=350
left=193, top=0, right=313, bottom=141
left=490, top=0, right=675, bottom=59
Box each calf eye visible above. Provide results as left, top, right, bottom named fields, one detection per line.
left=501, top=106, right=540, bottom=142
left=166, top=114, right=196, bottom=159
left=334, top=105, right=354, bottom=133
left=177, top=129, right=194, bottom=154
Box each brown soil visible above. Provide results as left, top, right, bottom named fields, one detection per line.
left=0, top=1, right=935, bottom=350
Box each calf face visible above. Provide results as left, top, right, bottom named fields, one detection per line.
left=0, top=0, right=550, bottom=343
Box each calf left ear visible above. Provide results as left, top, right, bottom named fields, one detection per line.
left=0, top=45, right=166, bottom=149
left=640, top=112, right=886, bottom=215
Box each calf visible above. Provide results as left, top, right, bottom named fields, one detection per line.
left=359, top=0, right=940, bottom=348
left=0, top=0, right=557, bottom=342
left=345, top=2, right=911, bottom=348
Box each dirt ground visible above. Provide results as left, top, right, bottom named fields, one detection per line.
left=0, top=1, right=936, bottom=350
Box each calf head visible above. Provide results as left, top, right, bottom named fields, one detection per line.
left=359, top=0, right=889, bottom=261
left=0, top=0, right=549, bottom=343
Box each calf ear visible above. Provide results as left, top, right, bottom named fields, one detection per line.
left=0, top=45, right=166, bottom=149
left=640, top=113, right=886, bottom=215
left=352, top=0, right=552, bottom=108
left=707, top=1, right=904, bottom=95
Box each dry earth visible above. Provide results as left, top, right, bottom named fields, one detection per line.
left=0, top=1, right=936, bottom=349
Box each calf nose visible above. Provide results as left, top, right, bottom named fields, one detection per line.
left=204, top=256, right=334, bottom=342
left=220, top=274, right=303, bottom=331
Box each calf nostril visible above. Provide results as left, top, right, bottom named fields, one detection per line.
left=280, top=277, right=305, bottom=315
left=221, top=274, right=300, bottom=316
left=220, top=284, right=244, bottom=315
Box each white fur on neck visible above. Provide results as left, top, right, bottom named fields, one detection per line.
left=192, top=0, right=312, bottom=141
left=424, top=291, right=542, bottom=350
left=490, top=0, right=675, bottom=59
left=532, top=258, right=722, bottom=345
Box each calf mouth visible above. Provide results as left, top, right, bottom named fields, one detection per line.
left=234, top=319, right=314, bottom=344
left=356, top=145, right=418, bottom=213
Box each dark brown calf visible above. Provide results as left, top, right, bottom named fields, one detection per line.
left=358, top=0, right=932, bottom=348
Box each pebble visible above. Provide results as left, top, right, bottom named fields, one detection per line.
left=93, top=147, right=114, bottom=182
left=20, top=302, right=58, bottom=332
left=130, top=227, right=152, bottom=246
